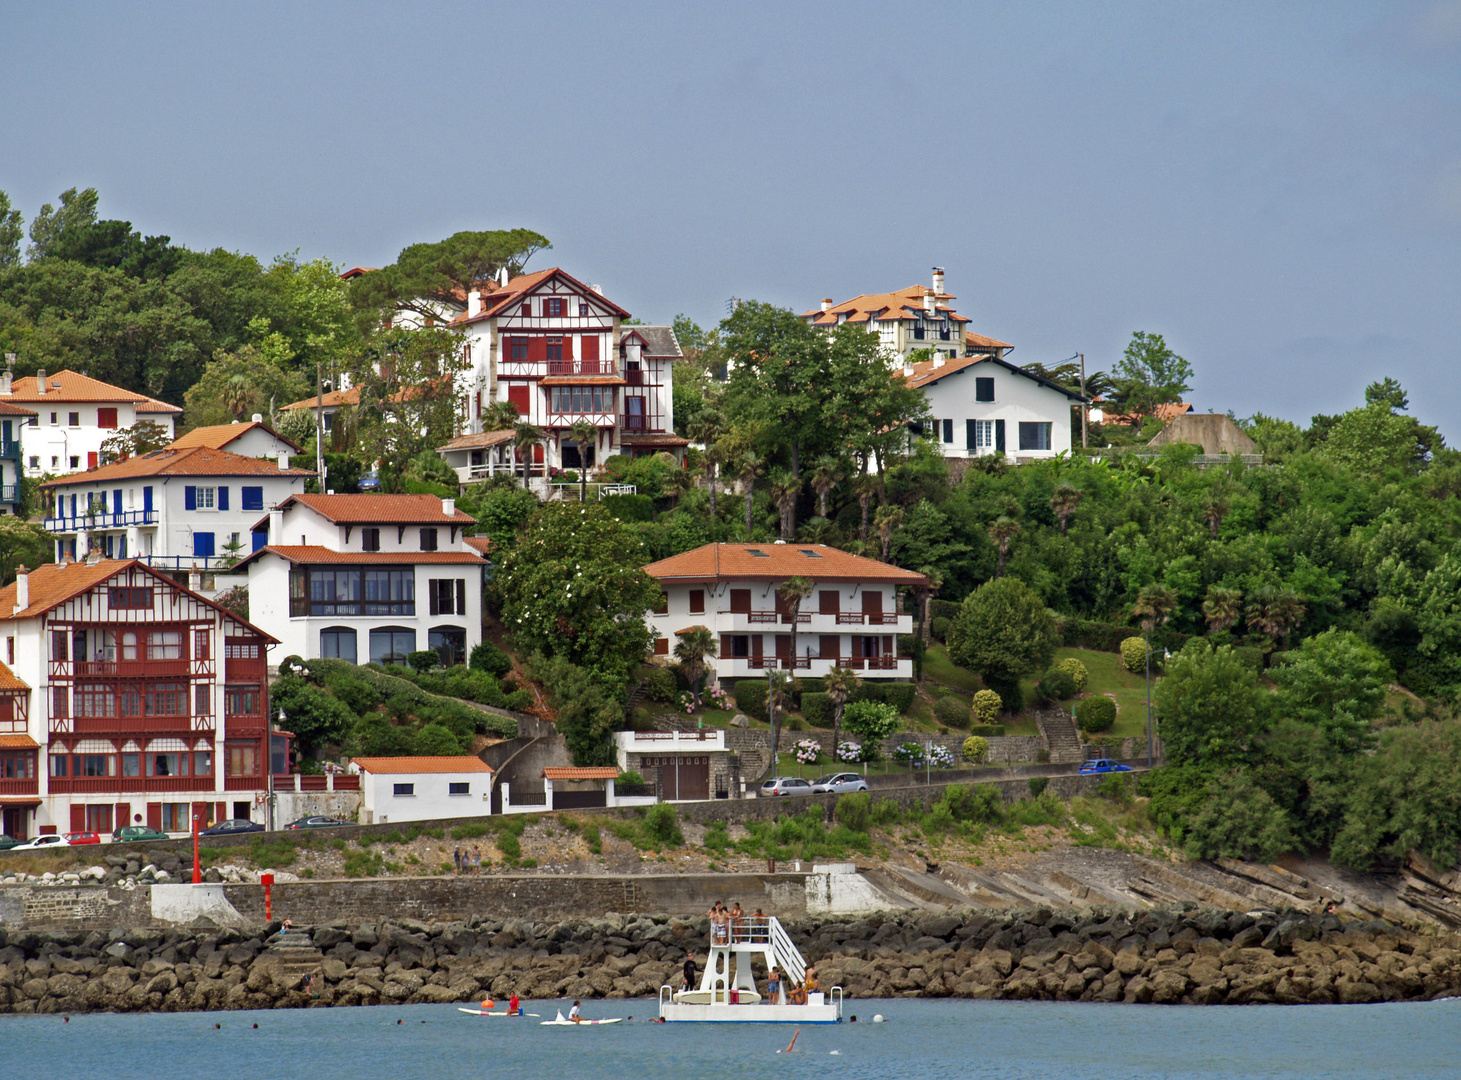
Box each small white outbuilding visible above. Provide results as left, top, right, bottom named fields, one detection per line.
left=350, top=756, right=495, bottom=824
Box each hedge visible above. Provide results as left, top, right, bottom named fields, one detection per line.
left=930, top=616, right=951, bottom=643
left=600, top=493, right=655, bottom=522
left=733, top=679, right=768, bottom=722
left=307, top=658, right=517, bottom=738
left=1058, top=615, right=1190, bottom=655
left=801, top=692, right=831, bottom=727
left=968, top=724, right=1005, bottom=737
left=929, top=598, right=960, bottom=622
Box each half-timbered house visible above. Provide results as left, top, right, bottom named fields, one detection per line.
left=0, top=557, right=278, bottom=841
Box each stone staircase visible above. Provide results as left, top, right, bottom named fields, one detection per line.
left=1034, top=708, right=1085, bottom=765
left=258, top=927, right=325, bottom=985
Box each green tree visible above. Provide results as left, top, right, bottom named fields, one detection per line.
left=568, top=418, right=597, bottom=502
left=1154, top=639, right=1268, bottom=767
left=1048, top=483, right=1082, bottom=536
left=413, top=722, right=464, bottom=755
left=1331, top=721, right=1461, bottom=870
left=776, top=575, right=814, bottom=672
left=99, top=420, right=173, bottom=462
left=344, top=326, right=468, bottom=474
left=1414, top=553, right=1461, bottom=697
left=987, top=515, right=1020, bottom=578
left=527, top=653, right=624, bottom=767
left=270, top=675, right=355, bottom=758
left=946, top=578, right=1058, bottom=705
left=735, top=450, right=765, bottom=534
left=0, top=191, right=22, bottom=270
left=822, top=665, right=861, bottom=761
left=842, top=700, right=900, bottom=755
left=1111, top=331, right=1194, bottom=423
left=1322, top=400, right=1441, bottom=476
left=1271, top=629, right=1393, bottom=753
left=1201, top=585, right=1244, bottom=634
left=512, top=420, right=545, bottom=485
left=183, top=343, right=311, bottom=429
left=0, top=517, right=52, bottom=584
left=672, top=626, right=718, bottom=711
left=1177, top=770, right=1299, bottom=861
left=26, top=187, right=100, bottom=261
left=496, top=502, right=661, bottom=687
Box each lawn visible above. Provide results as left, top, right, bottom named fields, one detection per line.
left=921, top=643, right=982, bottom=692
left=1028, top=646, right=1155, bottom=741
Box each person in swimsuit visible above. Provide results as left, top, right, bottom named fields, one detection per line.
left=728, top=901, right=744, bottom=942
left=682, top=955, right=698, bottom=992
left=569, top=1000, right=583, bottom=1023
left=508, top=992, right=521, bottom=1016
left=766, top=966, right=780, bottom=1004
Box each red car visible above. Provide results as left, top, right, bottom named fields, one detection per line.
left=64, top=831, right=102, bottom=845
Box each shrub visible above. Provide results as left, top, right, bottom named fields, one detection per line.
left=842, top=700, right=900, bottom=743
left=599, top=492, right=655, bottom=522
left=407, top=650, right=440, bottom=674
left=733, top=680, right=768, bottom=722
left=801, top=692, right=831, bottom=727
left=1074, top=695, right=1117, bottom=733
left=1028, top=777, right=1049, bottom=799
left=642, top=803, right=684, bottom=848
left=893, top=741, right=925, bottom=764
left=413, top=722, right=464, bottom=755
left=934, top=695, right=969, bottom=727
left=879, top=683, right=917, bottom=714
left=968, top=724, right=1005, bottom=737
left=645, top=668, right=678, bottom=703
left=1120, top=636, right=1148, bottom=674
left=835, top=791, right=872, bottom=832
left=793, top=738, right=822, bottom=764
left=930, top=616, right=951, bottom=642
left=324, top=668, right=384, bottom=715
left=835, top=740, right=864, bottom=763
left=1232, top=646, right=1265, bottom=673
left=1055, top=657, right=1088, bottom=692
left=938, top=783, right=1003, bottom=824
left=972, top=689, right=1002, bottom=725
left=1036, top=667, right=1079, bottom=703
left=929, top=598, right=960, bottom=622
left=469, top=640, right=513, bottom=677
left=961, top=735, right=989, bottom=763
left=985, top=674, right=1024, bottom=713
left=617, top=770, right=648, bottom=796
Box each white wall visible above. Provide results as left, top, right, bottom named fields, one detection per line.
left=20, top=402, right=176, bottom=478
left=919, top=361, right=1075, bottom=460
left=359, top=769, right=492, bottom=823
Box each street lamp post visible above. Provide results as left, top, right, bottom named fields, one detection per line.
left=269, top=709, right=283, bottom=832
left=1145, top=634, right=1154, bottom=769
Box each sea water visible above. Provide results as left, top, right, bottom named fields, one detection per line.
left=3, top=997, right=1458, bottom=1080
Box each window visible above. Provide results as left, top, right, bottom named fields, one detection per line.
left=225, top=685, right=260, bottom=716
left=689, top=589, right=705, bottom=614
left=121, top=753, right=140, bottom=777
left=1017, top=422, right=1053, bottom=451
left=449, top=782, right=470, bottom=796
left=549, top=386, right=614, bottom=414
left=194, top=629, right=210, bottom=661
left=85, top=804, right=112, bottom=833
left=578, top=302, right=589, bottom=317
left=50, top=630, right=67, bottom=661
left=51, top=686, right=68, bottom=718
left=510, top=337, right=528, bottom=361
left=195, top=684, right=211, bottom=716
left=145, top=682, right=188, bottom=716
left=197, top=487, right=215, bottom=509
left=241, top=486, right=264, bottom=511
left=369, top=628, right=415, bottom=666
left=546, top=337, right=563, bottom=364
left=194, top=752, right=213, bottom=776
left=428, top=578, right=465, bottom=616
left=50, top=753, right=68, bottom=777
left=69, top=456, right=79, bottom=470
left=429, top=626, right=466, bottom=667
left=68, top=412, right=80, bottom=427
left=420, top=528, right=438, bottom=551
left=362, top=528, right=381, bottom=552
left=544, top=297, right=565, bottom=317
left=319, top=628, right=357, bottom=663
left=147, top=631, right=182, bottom=660
left=364, top=569, right=414, bottom=614
left=975, top=377, right=995, bottom=403
left=226, top=744, right=258, bottom=776
left=148, top=752, right=188, bottom=777
left=120, top=632, right=138, bottom=660
left=75, top=684, right=117, bottom=718
left=0, top=753, right=34, bottom=780
left=393, top=783, right=414, bottom=797
left=119, top=688, right=140, bottom=716
left=50, top=412, right=57, bottom=425
left=82, top=754, right=115, bottom=778
left=973, top=420, right=994, bottom=450
left=296, top=567, right=413, bottom=616
left=97, top=408, right=118, bottom=429
left=160, top=804, right=188, bottom=832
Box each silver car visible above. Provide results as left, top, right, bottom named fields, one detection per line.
left=811, top=772, right=869, bottom=794
left=759, top=777, right=815, bottom=797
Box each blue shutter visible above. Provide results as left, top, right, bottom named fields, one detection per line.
left=184, top=486, right=196, bottom=510
left=217, top=486, right=229, bottom=511
left=251, top=531, right=267, bottom=552
left=242, top=486, right=263, bottom=511
left=995, top=419, right=1006, bottom=453
left=193, top=532, right=215, bottom=558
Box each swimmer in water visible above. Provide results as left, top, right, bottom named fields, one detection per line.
left=778, top=1030, right=800, bottom=1054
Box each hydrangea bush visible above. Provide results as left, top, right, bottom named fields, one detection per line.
left=793, top=738, right=822, bottom=764
left=835, top=740, right=863, bottom=763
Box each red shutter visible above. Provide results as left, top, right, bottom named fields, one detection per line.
left=751, top=636, right=763, bottom=660
left=527, top=336, right=546, bottom=364
left=689, top=589, right=705, bottom=614
left=98, top=407, right=118, bottom=429
left=507, top=385, right=531, bottom=416
left=819, top=635, right=839, bottom=659
left=730, top=589, right=751, bottom=613
left=116, top=802, right=131, bottom=828
left=87, top=452, right=98, bottom=469
left=581, top=335, right=599, bottom=366
left=193, top=801, right=212, bottom=828
left=70, top=803, right=86, bottom=832
left=776, top=635, right=791, bottom=661
left=216, top=801, right=226, bottom=824
left=862, top=591, right=883, bottom=616
left=654, top=638, right=669, bottom=656
left=819, top=591, right=840, bottom=615
left=146, top=802, right=162, bottom=830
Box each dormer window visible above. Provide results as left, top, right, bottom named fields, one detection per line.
left=746, top=549, right=769, bottom=558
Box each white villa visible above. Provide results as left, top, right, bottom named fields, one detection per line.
left=902, top=354, right=1085, bottom=461
left=641, top=543, right=925, bottom=682
left=239, top=493, right=485, bottom=668
left=168, top=418, right=303, bottom=460
left=351, top=755, right=494, bottom=825
left=4, top=369, right=181, bottom=478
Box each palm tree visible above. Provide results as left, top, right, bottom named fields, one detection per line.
left=1249, top=587, right=1306, bottom=649
left=1201, top=489, right=1232, bottom=539
left=688, top=409, right=725, bottom=519
left=512, top=420, right=545, bottom=486
left=1132, top=584, right=1178, bottom=633
left=224, top=373, right=252, bottom=420
left=797, top=517, right=838, bottom=546
left=769, top=469, right=800, bottom=540
left=916, top=565, right=944, bottom=642
left=822, top=665, right=861, bottom=765
left=777, top=574, right=815, bottom=675
left=672, top=626, right=718, bottom=712
left=988, top=516, right=1021, bottom=578
left=483, top=399, right=520, bottom=432
left=874, top=504, right=904, bottom=562
left=809, top=456, right=846, bottom=520
left=853, top=473, right=878, bottom=543
left=768, top=669, right=793, bottom=768
left=736, top=451, right=765, bottom=534
left=1202, top=585, right=1244, bottom=634
left=1049, top=483, right=1083, bottom=537
left=662, top=465, right=695, bottom=510
left=568, top=419, right=597, bottom=503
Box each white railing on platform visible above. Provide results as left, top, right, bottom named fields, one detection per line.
left=768, top=917, right=806, bottom=986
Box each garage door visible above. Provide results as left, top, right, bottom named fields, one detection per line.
left=645, top=755, right=710, bottom=801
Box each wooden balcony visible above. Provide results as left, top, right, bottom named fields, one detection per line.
left=0, top=778, right=39, bottom=796
left=52, top=658, right=193, bottom=680
left=547, top=359, right=616, bottom=377
left=48, top=777, right=218, bottom=795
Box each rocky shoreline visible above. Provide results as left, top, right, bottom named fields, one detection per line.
left=3, top=907, right=1459, bottom=1015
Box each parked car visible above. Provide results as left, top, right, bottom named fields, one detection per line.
left=758, top=777, right=815, bottom=798
left=1079, top=759, right=1133, bottom=775
left=0, top=834, right=22, bottom=851
left=112, top=825, right=172, bottom=843
left=9, top=834, right=69, bottom=851
left=810, top=772, right=869, bottom=794
left=283, top=815, right=350, bottom=829
left=200, top=818, right=265, bottom=836
left=64, top=831, right=102, bottom=845
left=357, top=471, right=381, bottom=492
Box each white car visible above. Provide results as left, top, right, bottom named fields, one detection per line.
left=7, top=835, right=69, bottom=852
left=810, top=772, right=869, bottom=794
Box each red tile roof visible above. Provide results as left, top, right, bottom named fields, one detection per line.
left=464, top=536, right=494, bottom=556
left=2, top=370, right=182, bottom=409
left=41, top=446, right=315, bottom=488
left=643, top=543, right=927, bottom=586
left=0, top=734, right=40, bottom=749
left=240, top=545, right=486, bottom=568
left=274, top=493, right=476, bottom=525
left=1100, top=401, right=1194, bottom=426
left=438, top=430, right=515, bottom=452
left=543, top=767, right=619, bottom=780
left=448, top=268, right=632, bottom=326
left=352, top=756, right=493, bottom=774
left=900, top=354, right=987, bottom=389
left=965, top=330, right=1013, bottom=352
left=0, top=660, right=29, bottom=691
left=0, top=400, right=37, bottom=417
left=280, top=386, right=362, bottom=412
left=801, top=285, right=971, bottom=327
left=169, top=421, right=302, bottom=454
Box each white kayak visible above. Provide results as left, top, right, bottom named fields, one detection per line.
left=673, top=988, right=761, bottom=1005
left=458, top=1008, right=540, bottom=1016
left=541, top=1010, right=623, bottom=1026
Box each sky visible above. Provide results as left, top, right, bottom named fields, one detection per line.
left=2, top=1, right=1459, bottom=434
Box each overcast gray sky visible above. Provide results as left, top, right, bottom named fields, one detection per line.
left=3, top=1, right=1458, bottom=434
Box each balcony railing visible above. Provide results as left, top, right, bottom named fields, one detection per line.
left=0, top=778, right=38, bottom=796
left=546, top=359, right=616, bottom=377
left=141, top=555, right=240, bottom=571
left=722, top=654, right=902, bottom=673
left=58, top=658, right=192, bottom=679
left=43, top=509, right=158, bottom=533
left=0, top=485, right=18, bottom=504
left=269, top=773, right=358, bottom=792
left=48, top=777, right=218, bottom=794
left=0, top=439, right=19, bottom=459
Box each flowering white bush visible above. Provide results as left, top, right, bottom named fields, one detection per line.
left=893, top=741, right=955, bottom=768
left=794, top=738, right=822, bottom=765
left=927, top=743, right=955, bottom=768
left=835, top=740, right=863, bottom=763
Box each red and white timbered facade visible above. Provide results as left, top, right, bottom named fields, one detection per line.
left=0, top=558, right=277, bottom=840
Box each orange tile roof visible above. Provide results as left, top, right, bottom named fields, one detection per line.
left=0, top=660, right=29, bottom=691
left=169, top=421, right=302, bottom=454
left=2, top=370, right=182, bottom=408
left=41, top=446, right=315, bottom=487
left=352, top=756, right=493, bottom=774
left=965, top=330, right=1013, bottom=351
left=449, top=267, right=633, bottom=326
left=0, top=559, right=279, bottom=641
left=280, top=386, right=362, bottom=411
left=543, top=767, right=619, bottom=780
left=1100, top=401, right=1194, bottom=426
left=801, top=285, right=971, bottom=327
left=242, top=545, right=485, bottom=567
left=643, top=543, right=927, bottom=586
left=0, top=400, right=37, bottom=417
left=0, top=734, right=40, bottom=749
left=464, top=536, right=494, bottom=556
left=439, top=430, right=515, bottom=452
left=901, top=354, right=987, bottom=389
left=274, top=493, right=477, bottom=525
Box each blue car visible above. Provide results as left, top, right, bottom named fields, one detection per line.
left=1079, top=758, right=1133, bottom=774
left=358, top=471, right=381, bottom=492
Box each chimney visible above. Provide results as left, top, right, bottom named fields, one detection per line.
left=591, top=284, right=604, bottom=296
left=268, top=508, right=284, bottom=546
left=0, top=370, right=10, bottom=396
left=188, top=563, right=201, bottom=593
left=467, top=290, right=482, bottom=319
left=442, top=497, right=456, bottom=517
left=932, top=266, right=945, bottom=296
left=251, top=413, right=263, bottom=424
left=903, top=363, right=915, bottom=377
left=86, top=547, right=102, bottom=567
left=277, top=453, right=289, bottom=471
left=37, top=368, right=46, bottom=395
left=820, top=298, right=833, bottom=312
left=932, top=356, right=945, bottom=369
left=13, top=565, right=27, bottom=615
left=497, top=265, right=509, bottom=287
left=923, top=290, right=936, bottom=316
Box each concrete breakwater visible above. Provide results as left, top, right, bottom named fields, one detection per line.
left=3, top=907, right=1459, bottom=1015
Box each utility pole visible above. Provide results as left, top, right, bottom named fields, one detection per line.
left=315, top=363, right=325, bottom=491
left=1079, top=352, right=1088, bottom=449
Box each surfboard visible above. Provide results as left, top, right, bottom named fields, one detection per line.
left=458, top=1008, right=539, bottom=1016
left=541, top=1010, right=623, bottom=1026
